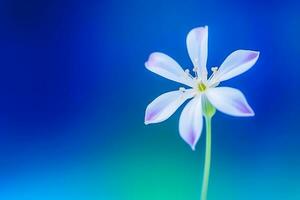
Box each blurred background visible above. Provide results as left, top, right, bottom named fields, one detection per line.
left=0, top=0, right=299, bottom=199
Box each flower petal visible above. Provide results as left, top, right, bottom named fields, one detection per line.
left=145, top=89, right=194, bottom=125
left=205, top=87, right=254, bottom=117
left=145, top=52, right=194, bottom=87
left=211, top=50, right=259, bottom=83
left=179, top=95, right=203, bottom=150
left=186, top=26, right=208, bottom=80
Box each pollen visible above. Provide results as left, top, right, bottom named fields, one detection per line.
left=211, top=67, right=218, bottom=73
left=198, top=82, right=206, bottom=92
left=179, top=87, right=186, bottom=92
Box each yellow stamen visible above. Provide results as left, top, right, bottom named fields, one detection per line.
left=198, top=82, right=206, bottom=92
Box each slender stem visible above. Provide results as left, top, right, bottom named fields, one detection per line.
left=201, top=117, right=212, bottom=200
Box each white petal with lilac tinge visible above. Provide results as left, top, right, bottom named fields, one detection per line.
left=186, top=26, right=208, bottom=79
left=145, top=89, right=194, bottom=125
left=179, top=95, right=203, bottom=150
left=145, top=52, right=194, bottom=87
left=205, top=87, right=254, bottom=117
left=211, top=50, right=259, bottom=83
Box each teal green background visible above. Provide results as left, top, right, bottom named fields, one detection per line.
left=0, top=0, right=299, bottom=199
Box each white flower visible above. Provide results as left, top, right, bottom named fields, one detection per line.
left=144, top=26, right=259, bottom=150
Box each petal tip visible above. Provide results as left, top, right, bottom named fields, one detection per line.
left=197, top=25, right=208, bottom=30
left=254, top=51, right=260, bottom=60
left=239, top=103, right=255, bottom=117
left=244, top=112, right=255, bottom=117
left=145, top=54, right=154, bottom=69
left=242, top=50, right=260, bottom=62
left=144, top=61, right=150, bottom=70
left=248, top=110, right=255, bottom=117
left=183, top=131, right=199, bottom=151
left=250, top=50, right=260, bottom=59
left=190, top=144, right=196, bottom=151
left=241, top=107, right=255, bottom=117
left=145, top=52, right=159, bottom=67
left=191, top=26, right=208, bottom=34
left=144, top=112, right=154, bottom=124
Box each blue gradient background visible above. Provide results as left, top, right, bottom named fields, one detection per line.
left=0, top=0, right=299, bottom=199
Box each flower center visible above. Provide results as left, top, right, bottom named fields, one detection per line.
left=198, top=82, right=206, bottom=92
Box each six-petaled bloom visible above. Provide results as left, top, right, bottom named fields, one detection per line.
left=144, top=26, right=259, bottom=150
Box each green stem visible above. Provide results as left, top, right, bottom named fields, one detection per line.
left=201, top=117, right=212, bottom=200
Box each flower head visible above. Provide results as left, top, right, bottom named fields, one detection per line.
left=145, top=26, right=259, bottom=150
